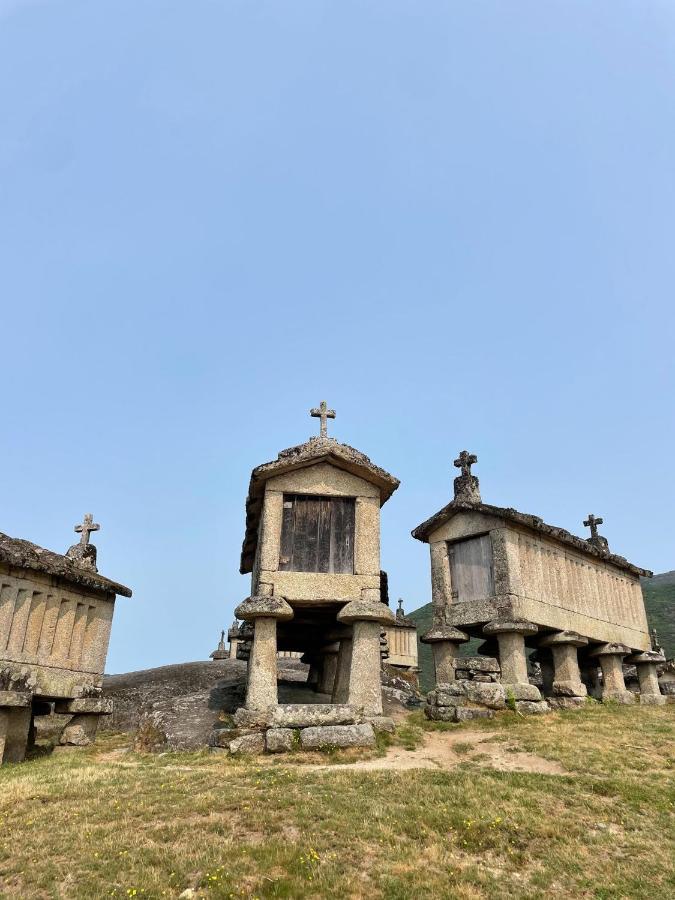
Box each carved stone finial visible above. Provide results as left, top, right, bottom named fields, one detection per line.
left=66, top=513, right=100, bottom=571
left=310, top=400, right=336, bottom=438
left=454, top=450, right=477, bottom=477
left=453, top=450, right=481, bottom=504
left=396, top=598, right=405, bottom=620
left=75, top=513, right=100, bottom=546
left=210, top=628, right=228, bottom=660
left=651, top=627, right=662, bottom=653
left=583, top=514, right=609, bottom=551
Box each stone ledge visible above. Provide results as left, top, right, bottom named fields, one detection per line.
left=300, top=723, right=375, bottom=750
left=270, top=704, right=357, bottom=728
left=54, top=698, right=113, bottom=715
left=0, top=690, right=31, bottom=708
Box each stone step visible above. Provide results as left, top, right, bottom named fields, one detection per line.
left=270, top=704, right=357, bottom=728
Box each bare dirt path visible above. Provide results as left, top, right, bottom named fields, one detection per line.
left=312, top=729, right=567, bottom=775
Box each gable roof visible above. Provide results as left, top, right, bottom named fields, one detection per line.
left=411, top=500, right=652, bottom=579
left=0, top=532, right=132, bottom=597
left=240, top=436, right=400, bottom=574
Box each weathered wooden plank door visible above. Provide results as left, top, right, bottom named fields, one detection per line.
left=279, top=495, right=355, bottom=574
left=448, top=535, right=494, bottom=602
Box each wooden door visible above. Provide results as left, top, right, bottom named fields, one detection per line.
left=279, top=495, right=355, bottom=574
left=448, top=534, right=494, bottom=602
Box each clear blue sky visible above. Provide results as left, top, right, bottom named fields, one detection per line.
left=1, top=1, right=673, bottom=674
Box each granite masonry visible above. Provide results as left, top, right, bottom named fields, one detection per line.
left=222, top=402, right=400, bottom=752
left=413, top=452, right=663, bottom=721
left=0, top=516, right=131, bottom=764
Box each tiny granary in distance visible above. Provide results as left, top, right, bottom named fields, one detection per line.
left=383, top=599, right=419, bottom=674
left=412, top=452, right=662, bottom=717
left=233, top=402, right=399, bottom=749
left=0, top=515, right=131, bottom=764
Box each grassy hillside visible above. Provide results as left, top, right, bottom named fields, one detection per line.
left=1, top=706, right=673, bottom=898
left=410, top=572, right=675, bottom=693
left=641, top=571, right=675, bottom=658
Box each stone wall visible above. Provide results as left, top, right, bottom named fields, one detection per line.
left=0, top=565, right=115, bottom=697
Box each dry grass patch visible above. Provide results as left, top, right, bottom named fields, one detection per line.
left=0, top=704, right=672, bottom=898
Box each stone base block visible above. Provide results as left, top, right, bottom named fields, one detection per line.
left=265, top=728, right=296, bottom=752
left=464, top=682, right=507, bottom=709
left=270, top=704, right=356, bottom=728
left=602, top=691, right=636, bottom=705
left=547, top=696, right=586, bottom=711
left=300, top=723, right=375, bottom=750
left=424, top=704, right=457, bottom=721
left=229, top=733, right=265, bottom=755
left=552, top=681, right=587, bottom=698
left=515, top=700, right=550, bottom=715
left=365, top=716, right=395, bottom=733
left=639, top=694, right=666, bottom=707
left=503, top=683, right=542, bottom=702
left=59, top=714, right=101, bottom=746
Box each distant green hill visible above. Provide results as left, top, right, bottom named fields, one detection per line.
left=409, top=572, right=675, bottom=693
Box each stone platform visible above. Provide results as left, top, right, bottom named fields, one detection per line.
left=212, top=703, right=392, bottom=755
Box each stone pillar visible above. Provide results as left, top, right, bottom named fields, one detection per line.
left=332, top=638, right=353, bottom=704
left=54, top=698, right=113, bottom=746
left=589, top=643, right=634, bottom=704
left=0, top=692, right=32, bottom=765
left=420, top=625, right=469, bottom=686
left=234, top=596, right=294, bottom=712
left=484, top=619, right=536, bottom=685
left=627, top=650, right=666, bottom=706
left=539, top=631, right=588, bottom=699
left=318, top=643, right=340, bottom=696
left=337, top=600, right=395, bottom=716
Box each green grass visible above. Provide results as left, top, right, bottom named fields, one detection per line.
left=410, top=571, right=675, bottom=692
left=0, top=705, right=673, bottom=898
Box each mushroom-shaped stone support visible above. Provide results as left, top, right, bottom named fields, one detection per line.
left=588, top=643, right=634, bottom=704
left=337, top=601, right=394, bottom=716
left=626, top=650, right=666, bottom=706
left=235, top=596, right=293, bottom=711
left=539, top=631, right=588, bottom=698
left=421, top=625, right=469, bottom=685
left=484, top=618, right=538, bottom=690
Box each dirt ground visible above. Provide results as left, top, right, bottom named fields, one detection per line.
left=313, top=728, right=567, bottom=775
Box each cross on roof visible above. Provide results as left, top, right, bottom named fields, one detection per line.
left=310, top=400, right=336, bottom=438
left=74, top=513, right=100, bottom=546
left=583, top=514, right=603, bottom=539
left=454, top=450, right=477, bottom=477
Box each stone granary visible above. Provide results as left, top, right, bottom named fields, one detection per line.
left=229, top=402, right=400, bottom=752
left=0, top=515, right=131, bottom=764
left=413, top=452, right=662, bottom=721
left=382, top=599, right=419, bottom=673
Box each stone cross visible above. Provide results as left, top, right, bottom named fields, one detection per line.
left=74, top=513, right=100, bottom=546
left=583, top=514, right=603, bottom=539
left=454, top=450, right=477, bottom=477
left=310, top=400, right=336, bottom=438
